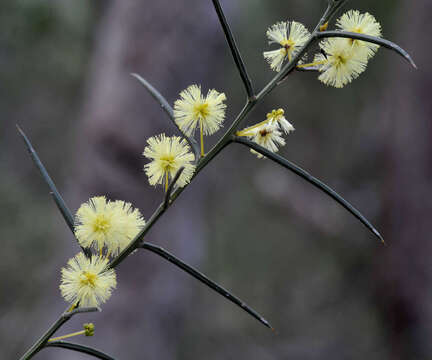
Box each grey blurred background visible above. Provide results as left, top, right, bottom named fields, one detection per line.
left=1, top=0, right=430, bottom=359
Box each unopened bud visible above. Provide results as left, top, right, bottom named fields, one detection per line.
left=84, top=323, right=95, bottom=337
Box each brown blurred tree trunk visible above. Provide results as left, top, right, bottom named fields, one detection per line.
left=63, top=1, right=225, bottom=359
left=377, top=1, right=432, bottom=358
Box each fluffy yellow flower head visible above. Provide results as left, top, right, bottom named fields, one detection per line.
left=75, top=196, right=145, bottom=256
left=60, top=253, right=117, bottom=307
left=337, top=10, right=382, bottom=60
left=173, top=85, right=227, bottom=137
left=143, top=134, right=196, bottom=189
left=314, top=38, right=368, bottom=88
left=263, top=21, right=311, bottom=72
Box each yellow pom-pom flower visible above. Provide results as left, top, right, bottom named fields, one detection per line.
left=174, top=85, right=226, bottom=156
left=263, top=21, right=311, bottom=72
left=314, top=38, right=368, bottom=88
left=60, top=253, right=117, bottom=307
left=337, top=10, right=382, bottom=60
left=143, top=134, right=196, bottom=191
left=75, top=196, right=145, bottom=256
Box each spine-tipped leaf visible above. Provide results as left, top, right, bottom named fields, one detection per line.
left=16, top=126, right=90, bottom=257
left=211, top=0, right=254, bottom=98
left=234, top=137, right=384, bottom=244
left=44, top=342, right=116, bottom=360
left=131, top=73, right=200, bottom=161
left=140, top=242, right=273, bottom=330
left=316, top=31, right=417, bottom=68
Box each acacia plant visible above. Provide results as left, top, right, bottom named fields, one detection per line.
left=17, top=0, right=415, bottom=359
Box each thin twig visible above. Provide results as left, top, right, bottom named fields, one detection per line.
left=16, top=125, right=91, bottom=257
left=295, top=66, right=319, bottom=72
left=211, top=0, right=254, bottom=98
left=163, top=167, right=185, bottom=210
left=64, top=307, right=99, bottom=319
left=233, top=137, right=385, bottom=244
left=139, top=242, right=273, bottom=329
left=44, top=342, right=116, bottom=360
left=316, top=31, right=417, bottom=68
left=131, top=73, right=201, bottom=161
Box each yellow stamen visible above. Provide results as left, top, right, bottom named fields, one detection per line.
left=48, top=330, right=85, bottom=342
left=297, top=59, right=327, bottom=69
left=99, top=248, right=103, bottom=257
left=92, top=215, right=110, bottom=234
left=66, top=302, right=78, bottom=313
left=165, top=171, right=169, bottom=192
left=200, top=121, right=205, bottom=157
left=236, top=120, right=269, bottom=137
left=80, top=271, right=97, bottom=288
left=194, top=103, right=210, bottom=120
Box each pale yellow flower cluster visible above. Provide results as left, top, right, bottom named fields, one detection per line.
left=263, top=10, right=382, bottom=88
left=60, top=196, right=145, bottom=307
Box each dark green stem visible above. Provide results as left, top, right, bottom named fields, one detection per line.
left=163, top=167, right=185, bottom=209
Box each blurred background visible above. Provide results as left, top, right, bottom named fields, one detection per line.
left=1, top=0, right=430, bottom=359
